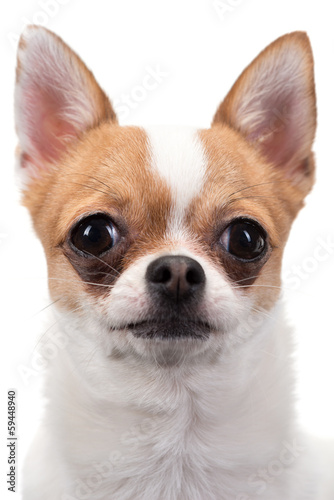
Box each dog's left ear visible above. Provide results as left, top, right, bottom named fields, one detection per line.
left=213, top=32, right=316, bottom=195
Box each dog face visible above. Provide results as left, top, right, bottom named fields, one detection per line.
left=15, top=27, right=316, bottom=371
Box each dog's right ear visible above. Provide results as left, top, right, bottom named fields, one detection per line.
left=15, top=26, right=117, bottom=182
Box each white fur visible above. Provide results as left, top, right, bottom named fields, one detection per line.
left=145, top=126, right=207, bottom=238
left=23, top=298, right=320, bottom=500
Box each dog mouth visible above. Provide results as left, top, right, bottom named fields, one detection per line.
left=124, top=319, right=211, bottom=340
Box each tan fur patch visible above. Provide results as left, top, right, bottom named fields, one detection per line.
left=22, top=124, right=173, bottom=304
left=190, top=125, right=308, bottom=310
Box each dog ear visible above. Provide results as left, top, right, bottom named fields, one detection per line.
left=15, top=26, right=116, bottom=181
left=212, top=32, right=316, bottom=194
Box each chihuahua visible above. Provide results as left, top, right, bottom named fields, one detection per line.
left=16, top=26, right=328, bottom=499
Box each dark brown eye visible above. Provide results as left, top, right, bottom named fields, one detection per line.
left=70, top=215, right=119, bottom=257
left=220, top=219, right=267, bottom=261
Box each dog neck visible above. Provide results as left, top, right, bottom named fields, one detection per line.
left=42, top=301, right=300, bottom=498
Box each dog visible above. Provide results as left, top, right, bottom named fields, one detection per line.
left=15, top=25, right=330, bottom=499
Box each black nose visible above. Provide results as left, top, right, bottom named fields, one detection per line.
left=145, top=255, right=206, bottom=303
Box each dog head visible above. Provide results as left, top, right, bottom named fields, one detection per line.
left=15, top=27, right=316, bottom=371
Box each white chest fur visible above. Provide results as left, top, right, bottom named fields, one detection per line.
left=23, top=305, right=319, bottom=500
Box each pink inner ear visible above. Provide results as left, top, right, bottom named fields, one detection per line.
left=15, top=28, right=109, bottom=174
left=22, top=85, right=78, bottom=166
left=246, top=91, right=306, bottom=173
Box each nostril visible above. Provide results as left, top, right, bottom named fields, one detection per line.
left=186, top=267, right=204, bottom=286
left=153, top=266, right=172, bottom=284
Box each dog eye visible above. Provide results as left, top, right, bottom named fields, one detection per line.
left=70, top=215, right=119, bottom=257
left=220, top=219, right=267, bottom=261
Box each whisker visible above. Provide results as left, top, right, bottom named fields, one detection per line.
left=227, top=180, right=289, bottom=200
left=250, top=305, right=288, bottom=327
left=48, top=277, right=115, bottom=288
left=243, top=305, right=293, bottom=342
left=233, top=275, right=261, bottom=284
left=33, top=303, right=85, bottom=353
left=65, top=181, right=111, bottom=197
left=235, top=283, right=311, bottom=296
left=82, top=251, right=121, bottom=276
left=236, top=284, right=282, bottom=289
left=227, top=195, right=278, bottom=205
left=34, top=320, right=60, bottom=352
left=30, top=298, right=62, bottom=319
left=61, top=171, right=113, bottom=193
left=248, top=305, right=272, bottom=317
left=79, top=344, right=101, bottom=373
left=259, top=349, right=280, bottom=359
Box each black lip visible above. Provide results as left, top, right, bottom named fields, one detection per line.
left=125, top=320, right=211, bottom=340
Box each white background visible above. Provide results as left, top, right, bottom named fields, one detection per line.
left=0, top=0, right=333, bottom=498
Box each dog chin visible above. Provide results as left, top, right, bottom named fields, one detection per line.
left=126, top=319, right=211, bottom=340
left=108, top=320, right=224, bottom=367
